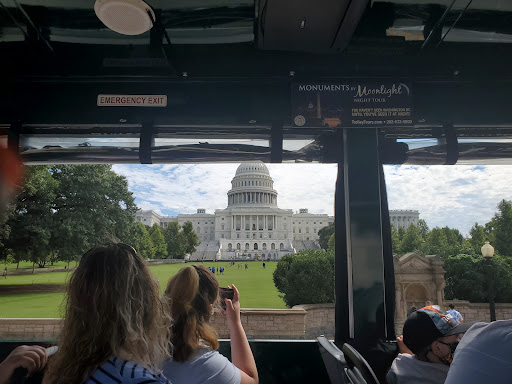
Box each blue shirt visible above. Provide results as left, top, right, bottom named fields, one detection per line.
left=86, top=357, right=172, bottom=384
left=447, top=309, right=463, bottom=322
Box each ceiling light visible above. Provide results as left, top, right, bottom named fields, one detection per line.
left=94, top=0, right=155, bottom=36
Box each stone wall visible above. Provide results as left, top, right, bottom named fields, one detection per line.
left=211, top=308, right=307, bottom=339
left=294, top=304, right=335, bottom=338
left=0, top=318, right=62, bottom=341
left=395, top=300, right=512, bottom=334
left=2, top=302, right=510, bottom=342
left=0, top=308, right=314, bottom=341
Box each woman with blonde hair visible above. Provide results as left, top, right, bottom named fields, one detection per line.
left=43, top=243, right=172, bottom=384
left=163, top=265, right=258, bottom=384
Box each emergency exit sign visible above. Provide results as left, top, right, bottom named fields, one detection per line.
left=97, top=94, right=167, bottom=107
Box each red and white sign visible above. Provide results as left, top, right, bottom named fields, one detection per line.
left=97, top=94, right=167, bottom=107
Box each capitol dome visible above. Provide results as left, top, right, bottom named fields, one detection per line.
left=227, top=162, right=277, bottom=208
left=235, top=162, right=270, bottom=176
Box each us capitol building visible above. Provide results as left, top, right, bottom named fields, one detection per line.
left=136, top=162, right=333, bottom=260
left=136, top=162, right=419, bottom=260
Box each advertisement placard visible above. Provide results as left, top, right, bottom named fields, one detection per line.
left=292, top=82, right=413, bottom=127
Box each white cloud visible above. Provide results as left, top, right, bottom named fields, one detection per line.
left=113, top=163, right=512, bottom=236
left=384, top=165, right=512, bottom=235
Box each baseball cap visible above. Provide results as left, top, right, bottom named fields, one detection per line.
left=403, top=305, right=474, bottom=354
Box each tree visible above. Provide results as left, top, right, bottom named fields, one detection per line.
left=0, top=203, right=13, bottom=261
left=397, top=226, right=406, bottom=242
left=422, top=227, right=448, bottom=256
left=391, top=225, right=401, bottom=255
left=492, top=200, right=512, bottom=256
left=6, top=166, right=57, bottom=271
left=272, top=254, right=295, bottom=291
left=444, top=253, right=512, bottom=303
left=469, top=223, right=486, bottom=254
left=182, top=221, right=199, bottom=255
left=417, top=219, right=430, bottom=240
left=327, top=232, right=335, bottom=252
left=2, top=165, right=138, bottom=268
left=400, top=224, right=424, bottom=254
left=149, top=223, right=167, bottom=259
left=163, top=222, right=187, bottom=259
left=273, top=250, right=334, bottom=307
left=441, top=226, right=464, bottom=257
left=132, top=223, right=155, bottom=259
left=318, top=223, right=334, bottom=250
left=50, top=165, right=137, bottom=264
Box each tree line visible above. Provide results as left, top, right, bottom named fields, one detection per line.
left=391, top=201, right=512, bottom=303
left=132, top=221, right=199, bottom=261
left=0, top=165, right=198, bottom=271
left=275, top=200, right=512, bottom=307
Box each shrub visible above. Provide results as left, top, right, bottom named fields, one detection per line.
left=273, top=250, right=334, bottom=307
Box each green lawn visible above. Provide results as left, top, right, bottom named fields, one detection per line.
left=0, top=271, right=72, bottom=285
left=0, top=261, right=286, bottom=317
left=0, top=293, right=66, bottom=318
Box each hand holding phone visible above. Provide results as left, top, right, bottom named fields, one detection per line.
left=219, top=287, right=234, bottom=310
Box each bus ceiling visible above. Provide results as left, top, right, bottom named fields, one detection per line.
left=1, top=0, right=512, bottom=164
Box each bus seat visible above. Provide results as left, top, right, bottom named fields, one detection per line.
left=344, top=366, right=366, bottom=384
left=317, top=335, right=348, bottom=384
left=341, top=343, right=380, bottom=384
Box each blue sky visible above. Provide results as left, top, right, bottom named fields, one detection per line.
left=112, top=164, right=512, bottom=236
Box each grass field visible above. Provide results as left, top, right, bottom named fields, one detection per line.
left=0, top=261, right=286, bottom=317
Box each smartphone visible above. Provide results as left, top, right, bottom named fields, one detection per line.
left=219, top=287, right=234, bottom=309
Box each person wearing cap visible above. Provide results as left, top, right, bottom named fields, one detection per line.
left=386, top=305, right=473, bottom=384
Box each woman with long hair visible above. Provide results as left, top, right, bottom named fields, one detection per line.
left=43, top=243, right=172, bottom=384
left=163, top=265, right=258, bottom=384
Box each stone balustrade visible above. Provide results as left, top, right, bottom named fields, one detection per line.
left=1, top=301, right=511, bottom=341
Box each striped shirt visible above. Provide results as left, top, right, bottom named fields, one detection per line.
left=86, top=357, right=172, bottom=384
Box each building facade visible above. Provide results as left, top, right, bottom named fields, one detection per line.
left=389, top=210, right=420, bottom=230
left=135, top=162, right=334, bottom=260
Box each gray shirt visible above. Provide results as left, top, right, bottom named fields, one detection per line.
left=163, top=347, right=241, bottom=384
left=386, top=353, right=449, bottom=384
left=444, top=320, right=512, bottom=384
